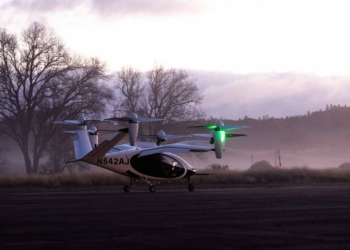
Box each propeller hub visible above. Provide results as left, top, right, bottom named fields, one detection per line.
left=157, top=130, right=166, bottom=139
left=213, top=120, right=224, bottom=131
left=88, top=125, right=98, bottom=135
left=129, top=112, right=138, bottom=123
left=77, top=115, right=86, bottom=125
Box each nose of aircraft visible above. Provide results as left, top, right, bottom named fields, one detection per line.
left=185, top=168, right=197, bottom=178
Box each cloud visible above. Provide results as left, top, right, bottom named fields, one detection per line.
left=1, top=0, right=206, bottom=17
left=2, top=0, right=82, bottom=13
left=0, top=0, right=207, bottom=35
left=193, top=71, right=350, bottom=120
left=90, top=0, right=206, bottom=16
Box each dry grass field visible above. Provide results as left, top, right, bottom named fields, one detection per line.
left=1, top=167, right=350, bottom=188
left=2, top=167, right=350, bottom=249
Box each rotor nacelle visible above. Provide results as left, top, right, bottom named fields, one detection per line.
left=105, top=113, right=165, bottom=146
left=188, top=120, right=249, bottom=159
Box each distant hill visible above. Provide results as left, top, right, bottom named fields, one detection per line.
left=210, top=105, right=350, bottom=156
left=3, top=105, right=350, bottom=172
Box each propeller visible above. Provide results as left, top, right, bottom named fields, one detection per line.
left=54, top=116, right=115, bottom=149
left=139, top=130, right=191, bottom=146
left=188, top=120, right=250, bottom=159
left=86, top=125, right=119, bottom=135
left=52, top=115, right=104, bottom=126
left=188, top=121, right=250, bottom=131
left=105, top=112, right=164, bottom=123
left=104, top=113, right=165, bottom=146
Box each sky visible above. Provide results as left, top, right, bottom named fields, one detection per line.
left=1, top=0, right=350, bottom=120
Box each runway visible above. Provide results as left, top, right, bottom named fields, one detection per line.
left=1, top=184, right=350, bottom=249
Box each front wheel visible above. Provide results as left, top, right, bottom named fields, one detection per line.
left=149, top=186, right=156, bottom=193
left=188, top=184, right=194, bottom=192
left=124, top=185, right=131, bottom=192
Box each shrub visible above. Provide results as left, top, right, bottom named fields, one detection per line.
left=339, top=162, right=350, bottom=169
left=206, top=164, right=229, bottom=170
left=249, top=160, right=274, bottom=170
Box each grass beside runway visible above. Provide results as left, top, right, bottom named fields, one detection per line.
left=1, top=167, right=350, bottom=188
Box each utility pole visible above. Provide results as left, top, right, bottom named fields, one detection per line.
left=275, top=149, right=277, bottom=167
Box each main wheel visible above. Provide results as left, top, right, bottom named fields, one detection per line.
left=123, top=185, right=131, bottom=192
left=188, top=184, right=194, bottom=192
left=149, top=186, right=156, bottom=193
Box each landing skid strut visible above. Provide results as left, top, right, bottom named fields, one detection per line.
left=188, top=177, right=194, bottom=192
left=123, top=176, right=137, bottom=193
left=139, top=176, right=156, bottom=193
left=124, top=176, right=194, bottom=193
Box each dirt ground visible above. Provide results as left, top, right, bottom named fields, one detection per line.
left=1, top=184, right=350, bottom=249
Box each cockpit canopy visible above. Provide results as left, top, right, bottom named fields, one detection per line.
left=130, top=153, right=186, bottom=178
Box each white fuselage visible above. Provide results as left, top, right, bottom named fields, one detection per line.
left=90, top=147, right=196, bottom=181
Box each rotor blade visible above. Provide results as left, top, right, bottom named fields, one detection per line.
left=188, top=125, right=250, bottom=131
left=135, top=118, right=165, bottom=122
left=104, top=117, right=130, bottom=122
left=221, top=125, right=250, bottom=131
left=191, top=134, right=212, bottom=138
left=52, top=120, right=80, bottom=125
left=187, top=125, right=217, bottom=130
left=226, top=133, right=247, bottom=138
left=64, top=130, right=77, bottom=134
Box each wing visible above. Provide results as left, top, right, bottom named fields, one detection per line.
left=135, top=118, right=165, bottom=123
left=138, top=143, right=213, bottom=157
left=191, top=134, right=212, bottom=138
left=111, top=142, right=158, bottom=152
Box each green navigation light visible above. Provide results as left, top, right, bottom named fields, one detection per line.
left=205, top=125, right=217, bottom=130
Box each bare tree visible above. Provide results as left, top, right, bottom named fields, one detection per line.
left=0, top=122, right=9, bottom=173
left=0, top=142, right=9, bottom=174
left=145, top=65, right=204, bottom=134
left=0, top=23, right=113, bottom=174
left=115, top=66, right=144, bottom=115
left=115, top=65, right=204, bottom=135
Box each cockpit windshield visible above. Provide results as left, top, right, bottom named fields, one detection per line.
left=130, top=153, right=185, bottom=178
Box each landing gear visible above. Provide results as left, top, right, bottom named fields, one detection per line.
left=123, top=175, right=156, bottom=193
left=140, top=176, right=156, bottom=193
left=188, top=177, right=194, bottom=192
left=123, top=176, right=137, bottom=193
left=124, top=185, right=131, bottom=192
left=149, top=185, right=156, bottom=193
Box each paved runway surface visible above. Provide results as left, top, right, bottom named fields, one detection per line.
left=1, top=184, right=350, bottom=249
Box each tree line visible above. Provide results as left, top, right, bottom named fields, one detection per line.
left=0, top=23, right=204, bottom=174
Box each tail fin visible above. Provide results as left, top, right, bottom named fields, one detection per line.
left=82, top=128, right=129, bottom=164
left=72, top=127, right=93, bottom=160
